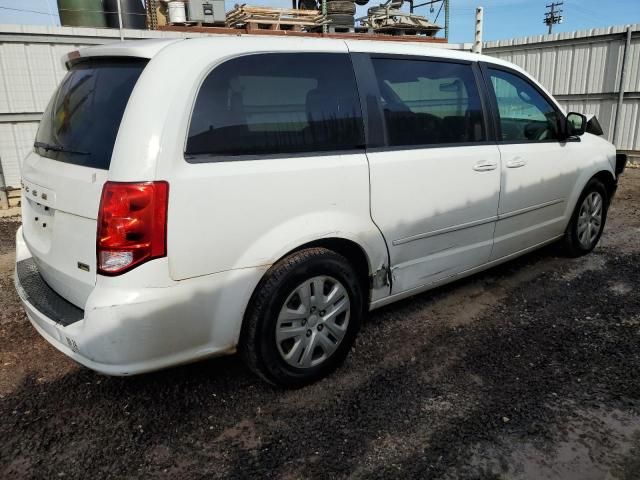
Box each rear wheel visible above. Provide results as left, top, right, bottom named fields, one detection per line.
left=562, top=178, right=609, bottom=257
left=240, top=248, right=363, bottom=387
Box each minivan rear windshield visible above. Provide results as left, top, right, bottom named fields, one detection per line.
left=34, top=58, right=147, bottom=170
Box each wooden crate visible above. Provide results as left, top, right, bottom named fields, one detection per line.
left=226, top=5, right=327, bottom=31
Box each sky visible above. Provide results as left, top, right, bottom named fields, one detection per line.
left=0, top=0, right=638, bottom=43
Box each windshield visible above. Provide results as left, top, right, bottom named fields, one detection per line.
left=34, top=58, right=147, bottom=169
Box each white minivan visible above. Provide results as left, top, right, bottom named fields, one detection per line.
left=15, top=36, right=627, bottom=386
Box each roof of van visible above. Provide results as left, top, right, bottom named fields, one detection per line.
left=72, top=36, right=506, bottom=65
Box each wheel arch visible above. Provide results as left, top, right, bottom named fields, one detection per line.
left=561, top=169, right=613, bottom=257
left=591, top=170, right=617, bottom=202
left=565, top=168, right=616, bottom=225
left=244, top=236, right=385, bottom=322
left=290, top=238, right=373, bottom=309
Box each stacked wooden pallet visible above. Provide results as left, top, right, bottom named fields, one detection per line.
left=226, top=5, right=327, bottom=31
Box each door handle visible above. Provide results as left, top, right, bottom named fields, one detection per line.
left=506, top=158, right=527, bottom=168
left=473, top=161, right=498, bottom=172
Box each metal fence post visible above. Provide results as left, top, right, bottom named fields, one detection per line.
left=444, top=0, right=450, bottom=40
left=472, top=7, right=483, bottom=54
left=322, top=0, right=327, bottom=34
left=612, top=25, right=632, bottom=148
left=0, top=158, right=9, bottom=210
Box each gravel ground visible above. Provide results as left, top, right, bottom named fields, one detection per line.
left=1, top=169, right=639, bottom=480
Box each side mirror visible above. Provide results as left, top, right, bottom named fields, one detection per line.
left=566, top=112, right=587, bottom=137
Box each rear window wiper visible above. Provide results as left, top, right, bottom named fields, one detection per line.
left=34, top=141, right=90, bottom=155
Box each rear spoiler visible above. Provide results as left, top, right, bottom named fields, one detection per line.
left=62, top=39, right=182, bottom=69
left=64, top=50, right=81, bottom=69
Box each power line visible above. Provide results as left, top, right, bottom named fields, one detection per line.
left=0, top=5, right=147, bottom=17
left=0, top=5, right=54, bottom=16
left=433, top=0, right=444, bottom=23
left=564, top=0, right=618, bottom=25
left=543, top=1, right=563, bottom=34
left=406, top=1, right=450, bottom=39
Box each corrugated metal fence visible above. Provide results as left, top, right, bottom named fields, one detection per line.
left=0, top=24, right=219, bottom=191
left=0, top=23, right=638, bottom=192
left=484, top=24, right=640, bottom=154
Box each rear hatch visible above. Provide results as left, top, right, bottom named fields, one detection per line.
left=21, top=58, right=147, bottom=308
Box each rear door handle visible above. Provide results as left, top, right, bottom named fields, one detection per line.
left=473, top=161, right=498, bottom=172
left=506, top=158, right=527, bottom=168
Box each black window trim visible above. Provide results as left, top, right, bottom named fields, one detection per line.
left=369, top=53, right=474, bottom=64
left=478, top=61, right=577, bottom=145
left=354, top=53, right=496, bottom=152
left=350, top=52, right=387, bottom=148
left=183, top=51, right=367, bottom=163
left=185, top=148, right=366, bottom=164
left=364, top=140, right=497, bottom=155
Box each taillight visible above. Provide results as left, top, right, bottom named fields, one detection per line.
left=97, top=181, right=169, bottom=276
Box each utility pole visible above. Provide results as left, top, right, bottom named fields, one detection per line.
left=543, top=2, right=563, bottom=35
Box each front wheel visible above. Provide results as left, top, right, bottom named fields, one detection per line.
left=562, top=178, right=609, bottom=257
left=240, top=248, right=363, bottom=387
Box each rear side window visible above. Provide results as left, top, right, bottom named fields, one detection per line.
left=186, top=53, right=364, bottom=158
left=372, top=58, right=485, bottom=147
left=35, top=58, right=147, bottom=169
left=488, top=68, right=561, bottom=142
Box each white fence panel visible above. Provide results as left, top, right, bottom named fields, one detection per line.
left=0, top=122, right=39, bottom=188
left=484, top=24, right=640, bottom=152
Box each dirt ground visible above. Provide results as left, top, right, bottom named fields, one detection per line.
left=1, top=169, right=639, bottom=480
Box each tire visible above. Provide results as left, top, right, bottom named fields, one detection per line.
left=327, top=13, right=355, bottom=26
left=354, top=0, right=369, bottom=5
left=326, top=1, right=356, bottom=15
left=562, top=178, right=609, bottom=257
left=240, top=247, right=363, bottom=387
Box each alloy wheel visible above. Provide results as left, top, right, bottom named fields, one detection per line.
left=275, top=276, right=351, bottom=369
left=577, top=191, right=603, bottom=249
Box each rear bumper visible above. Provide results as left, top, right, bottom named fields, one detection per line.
left=14, top=226, right=263, bottom=375
left=16, top=279, right=109, bottom=373
left=16, top=257, right=84, bottom=327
